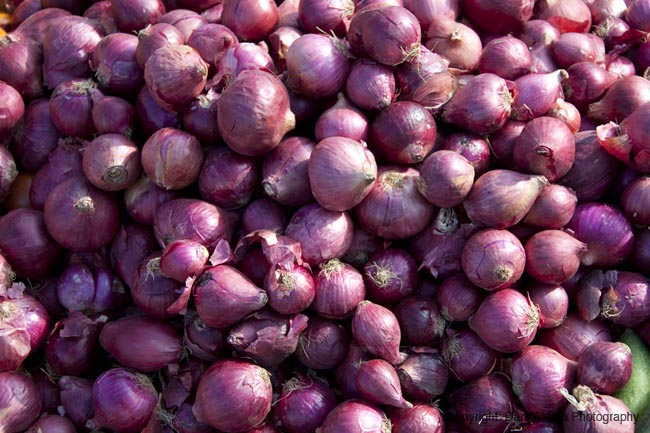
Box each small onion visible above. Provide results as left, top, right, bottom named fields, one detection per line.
left=621, top=176, right=650, bottom=226
left=187, top=23, right=238, bottom=67
left=0, top=295, right=49, bottom=371
left=346, top=59, right=396, bottom=111
left=441, top=132, right=491, bottom=177
left=417, top=151, right=474, bottom=208
left=242, top=198, right=289, bottom=234
left=295, top=316, right=349, bottom=370
left=0, top=38, right=43, bottom=101
left=600, top=271, right=650, bottom=327
left=182, top=90, right=221, bottom=144
left=111, top=0, right=165, bottom=33
left=390, top=404, right=445, bottom=433
left=110, top=222, right=158, bottom=291
left=523, top=184, right=577, bottom=229
left=588, top=75, right=650, bottom=122
left=298, top=0, right=354, bottom=35
left=59, top=376, right=94, bottom=429
left=160, top=239, right=209, bottom=282
left=551, top=32, right=605, bottom=68
left=214, top=42, right=275, bottom=87
left=511, top=69, right=567, bottom=121
left=397, top=348, right=449, bottom=401
left=261, top=136, right=315, bottom=207
left=317, top=400, right=390, bottom=433
left=264, top=262, right=315, bottom=315
left=394, top=295, right=446, bottom=346
left=437, top=273, right=484, bottom=322
left=49, top=79, right=100, bottom=139
left=82, top=133, right=141, bottom=191
left=275, top=375, right=338, bottom=433
left=562, top=386, right=634, bottom=433
left=132, top=254, right=191, bottom=318
left=424, top=15, right=481, bottom=71
left=478, top=36, right=531, bottom=80
left=527, top=282, right=569, bottom=328
left=124, top=175, right=179, bottom=226
left=577, top=341, right=632, bottom=394
left=136, top=86, right=181, bottom=137
left=312, top=259, right=365, bottom=319
left=12, top=99, right=62, bottom=172
left=221, top=0, right=279, bottom=42
left=461, top=0, right=534, bottom=34
left=315, top=94, right=370, bottom=142
left=352, top=300, right=403, bottom=364
left=92, top=96, right=137, bottom=137
left=524, top=230, right=587, bottom=284
left=536, top=314, right=613, bottom=361
left=0, top=371, right=41, bottom=433
left=363, top=248, right=416, bottom=305
left=442, top=328, right=497, bottom=383
left=159, top=9, right=207, bottom=42
left=90, top=32, right=144, bottom=96
left=135, top=23, right=184, bottom=69
left=355, top=358, right=412, bottom=408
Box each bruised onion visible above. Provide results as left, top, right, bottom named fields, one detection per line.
left=469, top=288, right=540, bottom=353
left=524, top=230, right=587, bottom=284
left=312, top=259, right=365, bottom=319
left=295, top=316, right=349, bottom=369
left=44, top=176, right=121, bottom=252
left=0, top=371, right=41, bottom=433
left=442, top=328, right=497, bottom=383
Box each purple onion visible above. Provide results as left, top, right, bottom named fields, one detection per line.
left=397, top=348, right=449, bottom=401
left=90, top=32, right=144, bottom=96
left=295, top=316, right=349, bottom=370
left=312, top=259, right=365, bottom=319
left=442, top=328, right=497, bottom=383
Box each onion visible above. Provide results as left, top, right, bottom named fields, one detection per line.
left=0, top=255, right=14, bottom=297
left=315, top=94, right=369, bottom=142
left=111, top=0, right=165, bottom=33
left=11, top=99, right=61, bottom=172
left=449, top=373, right=522, bottom=433
left=228, top=310, right=308, bottom=367
left=159, top=239, right=209, bottom=282
left=511, top=345, right=577, bottom=416
left=83, top=1, right=118, bottom=35
left=394, top=295, right=446, bottom=346
left=12, top=8, right=71, bottom=44
left=355, top=358, right=412, bottom=408
left=403, top=0, right=459, bottom=25
left=264, top=262, right=314, bottom=315
left=461, top=228, right=526, bottom=291
left=44, top=312, right=106, bottom=375
left=135, top=23, right=184, bottom=69
left=242, top=198, right=288, bottom=235
left=0, top=208, right=64, bottom=280
left=90, top=33, right=143, bottom=96
left=0, top=145, right=16, bottom=203
left=577, top=341, right=632, bottom=394
left=370, top=101, right=437, bottom=164
left=358, top=6, right=421, bottom=66
left=632, top=227, right=650, bottom=273
left=442, top=132, right=491, bottom=177
left=548, top=98, right=582, bottom=133
left=346, top=59, right=396, bottom=111
left=0, top=295, right=49, bottom=371
left=49, top=79, right=101, bottom=139
left=440, top=73, right=513, bottom=135
left=268, top=26, right=302, bottom=73
left=295, top=316, right=349, bottom=369
left=469, top=288, right=539, bottom=353
left=131, top=253, right=188, bottom=318
left=317, top=400, right=390, bottom=433
left=89, top=368, right=158, bottom=433
left=462, top=0, right=534, bottom=34
left=527, top=282, right=569, bottom=328
left=214, top=43, right=275, bottom=87
left=478, top=36, right=531, bottom=80
left=197, top=147, right=259, bottom=209
left=298, top=0, right=353, bottom=35
left=286, top=33, right=350, bottom=100
left=416, top=150, right=474, bottom=208
left=92, top=96, right=136, bottom=137
left=391, top=404, right=445, bottom=433
left=159, top=9, right=207, bottom=41
left=511, top=70, right=567, bottom=121
left=9, top=0, right=46, bottom=30
left=187, top=23, right=238, bottom=68
left=193, top=265, right=267, bottom=328
left=42, top=16, right=103, bottom=89
left=397, top=348, right=449, bottom=401
left=442, top=328, right=497, bottom=383
left=626, top=0, right=650, bottom=31
left=600, top=271, right=650, bottom=327
left=25, top=415, right=76, bottom=433
left=355, top=166, right=435, bottom=240
left=424, top=15, right=482, bottom=71
left=395, top=46, right=449, bottom=99
left=362, top=248, right=416, bottom=305
left=488, top=120, right=525, bottom=168
left=312, top=258, right=365, bottom=319
left=564, top=62, right=618, bottom=109
left=622, top=175, right=650, bottom=226
left=551, top=33, right=605, bottom=68
left=536, top=314, right=613, bottom=361
left=335, top=341, right=371, bottom=398
left=82, top=134, right=141, bottom=192
left=193, top=359, right=273, bottom=432
left=221, top=0, right=278, bottom=42
left=218, top=70, right=295, bottom=156
left=124, top=176, right=178, bottom=226
left=523, top=184, right=577, bottom=229
left=464, top=169, right=548, bottom=229
left=352, top=300, right=403, bottom=364
left=437, top=273, right=484, bottom=322
left=275, top=375, right=338, bottom=433
left=0, top=372, right=41, bottom=433
left=261, top=136, right=314, bottom=207
left=136, top=86, right=181, bottom=137
left=110, top=222, right=158, bottom=291
left=59, top=376, right=94, bottom=429
left=588, top=75, right=650, bottom=122
left=534, top=0, right=592, bottom=32
left=562, top=386, right=634, bottom=433
left=524, top=230, right=587, bottom=285
left=0, top=37, right=43, bottom=101
left=99, top=315, right=183, bottom=372
left=43, top=176, right=121, bottom=252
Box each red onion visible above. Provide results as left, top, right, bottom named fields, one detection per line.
left=144, top=44, right=208, bottom=109
left=622, top=175, right=650, bottom=226
left=510, top=345, right=577, bottom=416
left=355, top=358, right=412, bottom=408
left=441, top=132, right=491, bottom=177
left=551, top=33, right=605, bottom=68
left=312, top=258, right=365, bottom=319
left=600, top=271, right=650, bottom=327
left=355, top=166, right=435, bottom=240
left=635, top=40, right=650, bottom=77
left=511, top=69, right=567, bottom=121
left=28, top=370, right=59, bottom=415
left=394, top=46, right=449, bottom=99
left=25, top=415, right=76, bottom=433
left=0, top=255, right=14, bottom=298
left=298, top=0, right=353, bottom=35
left=193, top=265, right=267, bottom=328
left=9, top=0, right=45, bottom=29
left=352, top=300, right=403, bottom=364
left=586, top=0, right=627, bottom=23
left=159, top=9, right=207, bottom=41
left=90, top=33, right=143, bottom=96
left=48, top=79, right=101, bottom=139
left=461, top=228, right=526, bottom=290
left=416, top=150, right=474, bottom=208
left=397, top=348, right=449, bottom=401
left=527, top=282, right=569, bottom=328
left=394, top=295, right=446, bottom=346
left=469, top=288, right=539, bottom=353
left=462, top=0, right=534, bottom=34
left=82, top=133, right=141, bottom=192
left=135, top=23, right=184, bottom=69
left=536, top=314, right=613, bottom=361
left=0, top=295, right=49, bottom=371
left=43, top=176, right=121, bottom=252
left=562, top=386, right=634, bottom=433
left=566, top=203, right=634, bottom=267
left=214, top=42, right=274, bottom=86
left=242, top=198, right=288, bottom=235
left=182, top=310, right=225, bottom=362
left=523, top=184, right=577, bottom=229
left=391, top=404, right=444, bottom=433
left=136, top=86, right=181, bottom=136
left=534, top=0, right=592, bottom=32
left=548, top=98, right=582, bottom=133
left=42, top=16, right=103, bottom=89
left=197, top=147, right=259, bottom=209
left=221, top=0, right=278, bottom=42
left=92, top=96, right=136, bottom=137
left=0, top=37, right=42, bottom=101
left=488, top=120, right=525, bottom=168
left=0, top=208, right=63, bottom=280
left=346, top=59, right=395, bottom=111
left=218, top=70, right=295, bottom=156
left=464, top=169, right=548, bottom=229
left=159, top=239, right=209, bottom=282
left=314, top=95, right=369, bottom=142
left=577, top=341, right=632, bottom=394
left=109, top=222, right=158, bottom=292
left=100, top=315, right=183, bottom=372
left=436, top=273, right=484, bottom=322
left=370, top=101, right=436, bottom=164
left=449, top=374, right=523, bottom=433
left=179, top=91, right=220, bottom=144
left=0, top=145, right=16, bottom=203
left=597, top=101, right=650, bottom=172
left=478, top=36, right=531, bottom=80
left=442, top=328, right=497, bottom=383
left=425, top=15, right=482, bottom=71
left=335, top=341, right=371, bottom=398
left=524, top=230, right=587, bottom=285
left=12, top=8, right=71, bottom=44
left=317, top=400, right=389, bottom=433
left=89, top=368, right=158, bottom=433
left=131, top=253, right=187, bottom=318
left=358, top=6, right=421, bottom=66
left=588, top=75, right=650, bottom=122
left=275, top=375, right=337, bottom=433
left=59, top=376, right=94, bottom=428
left=565, top=62, right=618, bottom=109
left=124, top=176, right=178, bottom=226
left=632, top=227, right=650, bottom=272
left=362, top=248, right=416, bottom=305
left=268, top=26, right=302, bottom=73
left=626, top=0, right=650, bottom=31
left=193, top=359, right=273, bottom=431
left=187, top=23, right=238, bottom=68
left=111, top=0, right=165, bottom=33
left=11, top=99, right=61, bottom=172
left=263, top=262, right=314, bottom=315
left=44, top=312, right=106, bottom=375
left=0, top=372, right=41, bottom=433
left=295, top=316, right=349, bottom=369
left=403, top=0, right=459, bottom=25
left=440, top=73, right=513, bottom=135
left=278, top=0, right=300, bottom=27
left=261, top=136, right=314, bottom=207
left=83, top=1, right=118, bottom=35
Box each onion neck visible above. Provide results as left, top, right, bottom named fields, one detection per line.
left=0, top=301, right=15, bottom=320
left=145, top=257, right=162, bottom=279
left=103, top=165, right=128, bottom=185
left=74, top=196, right=96, bottom=215
left=320, top=258, right=344, bottom=280
left=368, top=263, right=397, bottom=288
left=444, top=335, right=464, bottom=360
left=380, top=171, right=405, bottom=190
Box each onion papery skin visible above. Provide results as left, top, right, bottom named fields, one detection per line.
left=461, top=228, right=526, bottom=291
left=468, top=288, right=539, bottom=353
left=510, top=345, right=577, bottom=416
left=565, top=203, right=634, bottom=267
left=193, top=359, right=273, bottom=432
left=562, top=386, right=634, bottom=433
left=354, top=166, right=435, bottom=240
left=370, top=101, right=437, bottom=165
left=600, top=271, right=650, bottom=327
left=218, top=70, right=295, bottom=156
left=0, top=295, right=49, bottom=371
left=309, top=136, right=377, bottom=212
left=0, top=371, right=42, bottom=433
left=285, top=33, right=351, bottom=100
left=463, top=169, right=549, bottom=229
left=90, top=368, right=158, bottom=433
left=43, top=176, right=121, bottom=253
left=131, top=253, right=187, bottom=318
left=264, top=262, right=315, bottom=315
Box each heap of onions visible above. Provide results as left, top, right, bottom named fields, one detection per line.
left=3, top=0, right=650, bottom=432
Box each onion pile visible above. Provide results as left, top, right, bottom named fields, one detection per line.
left=2, top=0, right=650, bottom=432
